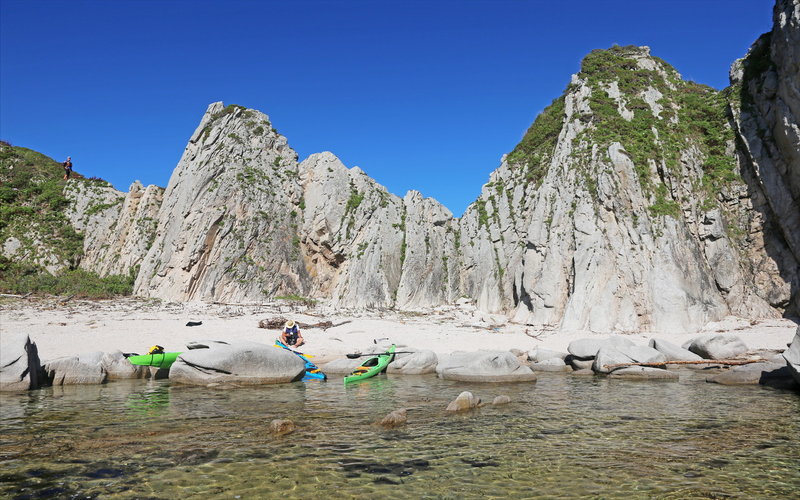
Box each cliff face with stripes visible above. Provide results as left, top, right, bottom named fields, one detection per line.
left=40, top=0, right=799, bottom=332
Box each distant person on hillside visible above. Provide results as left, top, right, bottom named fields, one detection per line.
left=280, top=319, right=305, bottom=348
left=62, top=156, right=73, bottom=180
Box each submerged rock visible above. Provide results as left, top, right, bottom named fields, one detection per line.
left=0, top=332, right=42, bottom=392
left=446, top=391, right=481, bottom=411
left=377, top=409, right=408, bottom=428
left=436, top=351, right=536, bottom=383
left=608, top=367, right=678, bottom=380
left=270, top=419, right=296, bottom=436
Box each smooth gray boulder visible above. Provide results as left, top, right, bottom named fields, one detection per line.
left=169, top=340, right=305, bottom=385
left=566, top=356, right=594, bottom=370
left=446, top=391, right=481, bottom=411
left=783, top=326, right=800, bottom=386
left=528, top=348, right=568, bottom=363
left=706, top=362, right=797, bottom=388
left=649, top=338, right=703, bottom=362
left=531, top=358, right=571, bottom=372
left=593, top=345, right=666, bottom=374
left=386, top=349, right=438, bottom=374
left=608, top=367, right=679, bottom=380
left=320, top=357, right=367, bottom=374
left=102, top=350, right=147, bottom=380
left=0, top=333, right=42, bottom=391
left=43, top=351, right=107, bottom=385
left=684, top=334, right=748, bottom=360
left=567, top=336, right=635, bottom=360
left=436, top=351, right=536, bottom=383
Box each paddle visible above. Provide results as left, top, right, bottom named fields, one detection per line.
left=346, top=351, right=415, bottom=359
left=274, top=340, right=314, bottom=358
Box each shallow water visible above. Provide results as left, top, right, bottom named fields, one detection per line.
left=1, top=371, right=798, bottom=499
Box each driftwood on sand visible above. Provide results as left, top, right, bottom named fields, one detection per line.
left=603, top=358, right=769, bottom=370
left=258, top=317, right=352, bottom=331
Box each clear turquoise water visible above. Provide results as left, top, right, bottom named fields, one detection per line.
left=1, top=370, right=798, bottom=499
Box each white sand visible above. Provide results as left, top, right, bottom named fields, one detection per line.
left=0, top=296, right=795, bottom=363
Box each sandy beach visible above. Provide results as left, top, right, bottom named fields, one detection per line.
left=1, top=296, right=795, bottom=363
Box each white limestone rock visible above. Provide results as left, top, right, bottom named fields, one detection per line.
left=43, top=351, right=107, bottom=385
left=436, top=351, right=536, bottom=382
left=169, top=340, right=305, bottom=385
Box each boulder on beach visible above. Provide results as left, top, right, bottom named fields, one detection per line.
left=707, top=361, right=798, bottom=389
left=528, top=348, right=568, bottom=363
left=436, top=351, right=536, bottom=383
left=43, top=351, right=107, bottom=385
left=169, top=340, right=305, bottom=385
left=377, top=408, right=408, bottom=428
left=321, top=356, right=367, bottom=374
left=531, top=358, right=571, bottom=372
left=566, top=355, right=594, bottom=370
left=783, top=326, right=800, bottom=386
left=0, top=332, right=42, bottom=392
left=683, top=334, right=748, bottom=360
left=102, top=350, right=148, bottom=380
left=446, top=391, right=481, bottom=411
left=592, top=345, right=666, bottom=374
left=387, top=349, right=438, bottom=375
left=649, top=338, right=703, bottom=362
left=567, top=336, right=635, bottom=360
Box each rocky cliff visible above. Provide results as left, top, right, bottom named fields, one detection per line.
left=728, top=0, right=800, bottom=314
left=6, top=0, right=797, bottom=333
left=460, top=43, right=793, bottom=333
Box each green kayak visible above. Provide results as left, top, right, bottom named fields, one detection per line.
left=344, top=345, right=395, bottom=384
left=127, top=352, right=182, bottom=369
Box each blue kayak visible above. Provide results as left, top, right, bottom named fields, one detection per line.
left=274, top=339, right=327, bottom=381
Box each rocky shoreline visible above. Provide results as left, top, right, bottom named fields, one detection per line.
left=2, top=296, right=798, bottom=392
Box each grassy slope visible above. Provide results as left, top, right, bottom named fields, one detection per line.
left=0, top=141, right=135, bottom=298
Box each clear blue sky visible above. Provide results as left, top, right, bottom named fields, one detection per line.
left=1, top=0, right=773, bottom=216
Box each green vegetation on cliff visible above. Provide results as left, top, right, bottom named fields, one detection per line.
left=506, top=96, right=566, bottom=186
left=0, top=143, right=84, bottom=267
left=0, top=142, right=135, bottom=297
left=504, top=45, right=740, bottom=218
left=582, top=46, right=737, bottom=193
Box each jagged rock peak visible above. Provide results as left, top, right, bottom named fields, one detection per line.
left=134, top=101, right=306, bottom=302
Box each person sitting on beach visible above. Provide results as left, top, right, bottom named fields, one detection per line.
left=281, top=319, right=304, bottom=347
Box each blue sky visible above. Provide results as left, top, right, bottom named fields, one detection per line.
left=1, top=0, right=773, bottom=216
